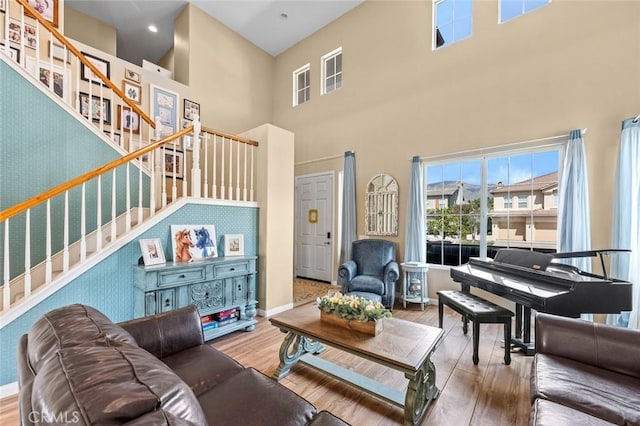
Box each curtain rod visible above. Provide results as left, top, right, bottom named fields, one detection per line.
left=633, top=114, right=640, bottom=123
left=414, top=128, right=587, bottom=162
left=295, top=151, right=355, bottom=166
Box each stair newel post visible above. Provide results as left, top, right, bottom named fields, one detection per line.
left=191, top=114, right=201, bottom=197
left=63, top=191, right=69, bottom=272
left=96, top=176, right=102, bottom=252
left=125, top=163, right=132, bottom=232
left=203, top=132, right=209, bottom=198
left=4, top=220, right=10, bottom=311
left=80, top=183, right=87, bottom=262
left=24, top=209, right=31, bottom=298
left=110, top=171, right=117, bottom=244
left=45, top=200, right=52, bottom=283
left=221, top=137, right=226, bottom=199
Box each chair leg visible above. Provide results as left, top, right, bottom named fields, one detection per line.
left=462, top=315, right=468, bottom=335
left=438, top=300, right=444, bottom=328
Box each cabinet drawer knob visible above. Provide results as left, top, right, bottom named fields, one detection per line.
left=230, top=268, right=235, bottom=271
left=179, top=274, right=186, bottom=278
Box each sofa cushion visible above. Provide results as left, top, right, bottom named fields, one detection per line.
left=531, top=354, right=640, bottom=425
left=27, top=304, right=138, bottom=373
left=123, top=410, right=200, bottom=425
left=530, top=399, right=616, bottom=426
left=198, top=368, right=316, bottom=425
left=31, top=344, right=207, bottom=425
left=162, top=344, right=244, bottom=396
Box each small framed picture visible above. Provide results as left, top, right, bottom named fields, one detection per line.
left=0, top=0, right=5, bottom=13
left=139, top=238, right=166, bottom=266
left=26, top=0, right=59, bottom=27
left=104, top=131, right=121, bottom=146
left=183, top=99, right=200, bottom=121
left=124, top=68, right=141, bottom=83
left=224, top=234, right=244, bottom=257
left=48, top=40, right=70, bottom=63
left=122, top=80, right=142, bottom=104
left=9, top=20, right=37, bottom=49
left=171, top=225, right=217, bottom=262
left=79, top=92, right=111, bottom=124
left=117, top=105, right=140, bottom=134
left=0, top=44, right=20, bottom=62
left=81, top=51, right=110, bottom=85
left=164, top=148, right=184, bottom=179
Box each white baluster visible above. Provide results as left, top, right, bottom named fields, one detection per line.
left=126, top=163, right=131, bottom=232
left=161, top=146, right=168, bottom=208
left=96, top=175, right=103, bottom=251
left=236, top=139, right=240, bottom=200
left=45, top=199, right=52, bottom=283
left=80, top=183, right=86, bottom=262
left=63, top=191, right=69, bottom=272
left=213, top=134, right=218, bottom=199
left=138, top=159, right=143, bottom=225
left=203, top=132, right=209, bottom=198
left=149, top=148, right=156, bottom=217
left=24, top=209, right=31, bottom=298
left=243, top=142, right=247, bottom=201
left=111, top=171, right=117, bottom=243
left=221, top=137, right=225, bottom=199
left=250, top=145, right=254, bottom=201
left=228, top=138, right=233, bottom=200
left=171, top=147, right=178, bottom=203
left=3, top=220, right=10, bottom=311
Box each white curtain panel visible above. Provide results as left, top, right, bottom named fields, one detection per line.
left=404, top=156, right=426, bottom=263
left=557, top=130, right=592, bottom=321
left=607, top=119, right=640, bottom=328
left=339, top=151, right=356, bottom=266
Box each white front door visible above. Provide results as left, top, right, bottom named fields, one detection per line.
left=295, top=173, right=334, bottom=282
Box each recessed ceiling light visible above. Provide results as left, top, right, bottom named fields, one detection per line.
left=148, top=25, right=158, bottom=33
left=280, top=13, right=288, bottom=20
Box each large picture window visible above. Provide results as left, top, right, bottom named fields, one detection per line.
left=425, top=145, right=562, bottom=266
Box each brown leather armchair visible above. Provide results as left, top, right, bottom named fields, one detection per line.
left=530, top=313, right=640, bottom=425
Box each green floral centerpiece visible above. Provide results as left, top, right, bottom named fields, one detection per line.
left=316, top=292, right=391, bottom=335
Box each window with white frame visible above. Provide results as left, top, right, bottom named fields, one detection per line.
left=321, top=47, right=342, bottom=95
left=434, top=0, right=473, bottom=49
left=293, top=64, right=310, bottom=106
left=425, top=145, right=561, bottom=266
left=499, top=0, right=550, bottom=23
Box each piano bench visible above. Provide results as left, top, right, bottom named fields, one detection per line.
left=437, top=290, right=514, bottom=365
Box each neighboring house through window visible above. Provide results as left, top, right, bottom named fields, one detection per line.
left=434, top=0, right=473, bottom=49
left=425, top=145, right=562, bottom=266
left=321, top=47, right=342, bottom=95
left=499, top=0, right=550, bottom=23
left=293, top=64, right=310, bottom=106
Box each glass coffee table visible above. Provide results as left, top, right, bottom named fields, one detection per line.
left=269, top=304, right=444, bottom=426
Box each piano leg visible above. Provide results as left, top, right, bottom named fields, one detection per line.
left=523, top=306, right=532, bottom=344
left=515, top=304, right=523, bottom=339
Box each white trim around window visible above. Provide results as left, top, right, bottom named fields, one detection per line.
left=292, top=63, right=311, bottom=107
left=320, top=47, right=342, bottom=95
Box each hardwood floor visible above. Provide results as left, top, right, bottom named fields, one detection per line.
left=0, top=303, right=532, bottom=426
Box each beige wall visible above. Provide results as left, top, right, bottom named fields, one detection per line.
left=273, top=0, right=640, bottom=285
left=63, top=6, right=116, bottom=56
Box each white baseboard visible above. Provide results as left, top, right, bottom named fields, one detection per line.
left=0, top=381, right=18, bottom=399
left=257, top=303, right=294, bottom=318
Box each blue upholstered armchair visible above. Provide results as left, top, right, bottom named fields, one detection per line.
left=338, top=239, right=399, bottom=309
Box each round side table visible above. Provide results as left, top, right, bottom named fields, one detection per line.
left=400, top=262, right=429, bottom=310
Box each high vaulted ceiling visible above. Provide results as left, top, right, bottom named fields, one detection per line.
left=65, top=0, right=364, bottom=66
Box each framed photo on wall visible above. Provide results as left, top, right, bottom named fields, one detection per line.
left=170, top=225, right=218, bottom=262
left=0, top=0, right=6, bottom=13
left=26, top=0, right=59, bottom=27
left=163, top=148, right=184, bottom=179
left=117, top=105, right=140, bottom=134
left=122, top=80, right=142, bottom=104
left=224, top=234, right=244, bottom=257
left=139, top=238, right=166, bottom=266
left=81, top=52, right=110, bottom=86
left=150, top=84, right=179, bottom=140
left=124, top=68, right=141, bottom=83
left=9, top=20, right=37, bottom=49
left=79, top=92, right=111, bottom=124
left=48, top=40, right=70, bottom=63
left=183, top=99, right=200, bottom=121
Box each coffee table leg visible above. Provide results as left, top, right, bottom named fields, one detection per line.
left=404, top=356, right=439, bottom=425
left=272, top=331, right=325, bottom=380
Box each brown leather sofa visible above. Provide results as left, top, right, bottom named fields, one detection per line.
left=17, top=304, right=348, bottom=426
left=530, top=313, right=640, bottom=426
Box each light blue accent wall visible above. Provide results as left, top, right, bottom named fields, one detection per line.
left=0, top=203, right=258, bottom=386
left=0, top=60, right=149, bottom=281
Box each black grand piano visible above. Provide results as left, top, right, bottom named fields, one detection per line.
left=450, top=248, right=632, bottom=354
